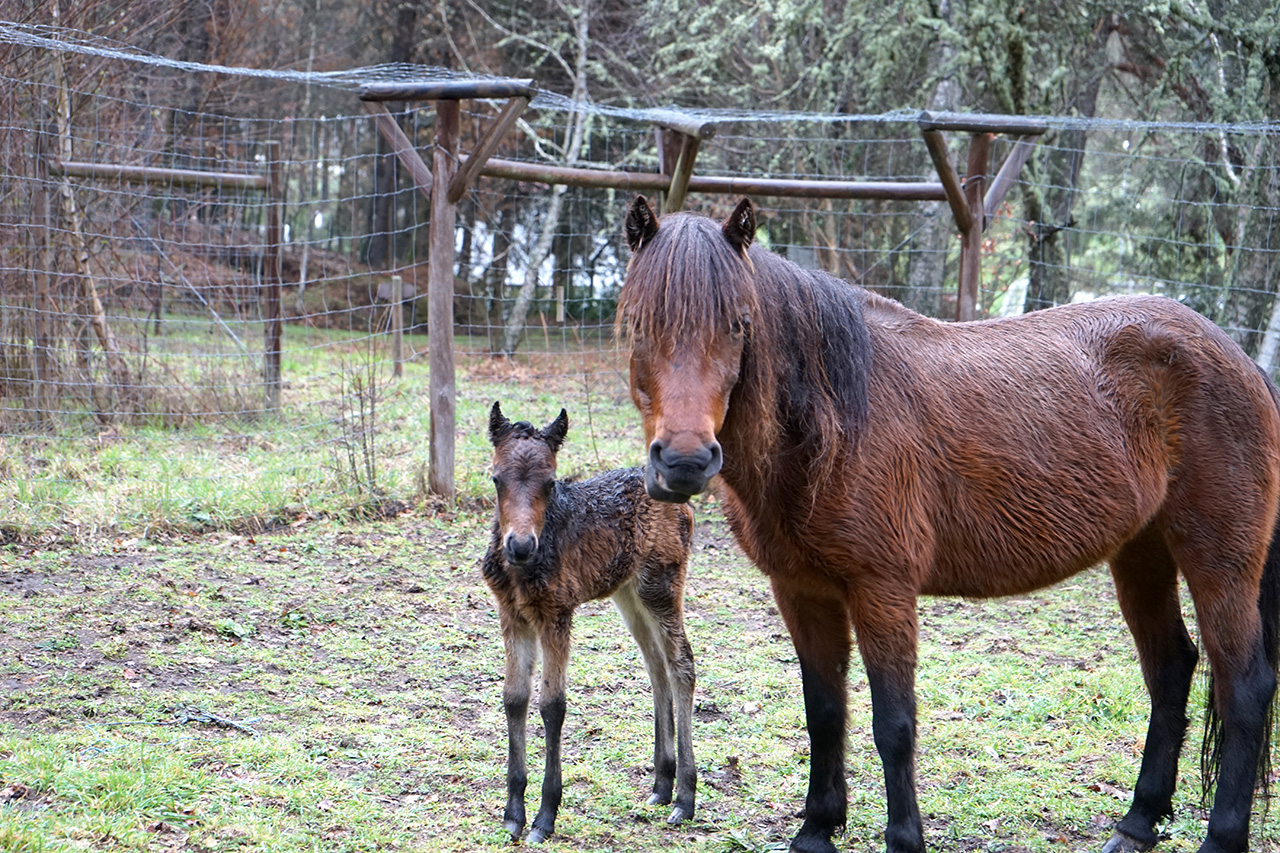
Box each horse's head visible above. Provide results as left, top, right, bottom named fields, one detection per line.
left=488, top=401, right=568, bottom=565
left=619, top=196, right=758, bottom=503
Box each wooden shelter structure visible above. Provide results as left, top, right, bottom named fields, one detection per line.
left=357, top=79, right=1047, bottom=497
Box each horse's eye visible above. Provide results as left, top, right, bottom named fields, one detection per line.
left=731, top=315, right=750, bottom=338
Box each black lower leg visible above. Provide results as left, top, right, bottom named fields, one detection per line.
left=530, top=693, right=566, bottom=842
left=1115, top=633, right=1198, bottom=848
left=866, top=668, right=923, bottom=853
left=1201, top=651, right=1275, bottom=853
left=790, top=658, right=848, bottom=853
left=503, top=694, right=529, bottom=836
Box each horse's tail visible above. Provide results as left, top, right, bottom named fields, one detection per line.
left=1201, top=365, right=1280, bottom=804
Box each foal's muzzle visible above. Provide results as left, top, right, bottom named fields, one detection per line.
left=503, top=533, right=538, bottom=565
left=646, top=438, right=722, bottom=503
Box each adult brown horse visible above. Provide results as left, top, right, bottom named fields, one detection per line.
left=618, top=195, right=1280, bottom=853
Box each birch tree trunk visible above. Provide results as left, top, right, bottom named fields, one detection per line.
left=500, top=0, right=591, bottom=357
left=51, top=0, right=133, bottom=417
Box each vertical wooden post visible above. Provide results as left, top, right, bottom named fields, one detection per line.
left=263, top=140, right=284, bottom=413
left=956, top=133, right=991, bottom=322
left=428, top=99, right=459, bottom=497
left=389, top=273, right=404, bottom=378
left=33, top=139, right=55, bottom=421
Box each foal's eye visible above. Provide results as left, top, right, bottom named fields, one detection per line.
left=731, top=315, right=750, bottom=338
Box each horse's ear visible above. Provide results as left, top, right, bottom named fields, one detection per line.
left=625, top=195, right=659, bottom=253
left=489, top=401, right=511, bottom=446
left=542, top=408, right=569, bottom=453
left=723, top=197, right=756, bottom=255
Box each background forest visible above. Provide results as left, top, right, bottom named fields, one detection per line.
left=0, top=0, right=1277, bottom=517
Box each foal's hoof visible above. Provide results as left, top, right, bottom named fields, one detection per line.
left=667, top=803, right=693, bottom=825
left=1100, top=829, right=1155, bottom=853
left=502, top=820, right=523, bottom=840
left=526, top=826, right=551, bottom=844
left=646, top=791, right=672, bottom=807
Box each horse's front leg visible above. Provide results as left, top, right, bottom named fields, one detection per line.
left=528, top=615, right=572, bottom=844
left=771, top=576, right=853, bottom=853
left=500, top=613, right=538, bottom=838
left=852, top=589, right=924, bottom=853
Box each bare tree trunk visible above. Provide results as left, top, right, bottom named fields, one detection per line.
left=1021, top=16, right=1117, bottom=312
left=500, top=0, right=591, bottom=356
left=905, top=0, right=961, bottom=318
left=51, top=1, right=132, bottom=417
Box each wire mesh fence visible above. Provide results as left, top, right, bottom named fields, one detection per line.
left=1, top=24, right=1277, bottom=536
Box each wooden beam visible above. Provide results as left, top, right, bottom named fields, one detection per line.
left=428, top=99, right=460, bottom=498
left=918, top=110, right=1049, bottom=136
left=50, top=159, right=267, bottom=190
left=921, top=129, right=973, bottom=233
left=359, top=78, right=535, bottom=103
left=984, top=135, right=1038, bottom=224
left=480, top=157, right=671, bottom=191
left=652, top=116, right=719, bottom=139
left=663, top=131, right=702, bottom=213
left=956, top=133, right=991, bottom=322
left=447, top=96, right=529, bottom=204
left=688, top=175, right=947, bottom=201
left=477, top=156, right=947, bottom=200
left=363, top=102, right=434, bottom=202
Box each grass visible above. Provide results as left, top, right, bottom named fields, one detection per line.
left=2, top=321, right=1278, bottom=850
left=0, top=319, right=636, bottom=539
left=2, top=511, right=1275, bottom=851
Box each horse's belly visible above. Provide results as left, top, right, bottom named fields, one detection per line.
left=919, top=488, right=1150, bottom=598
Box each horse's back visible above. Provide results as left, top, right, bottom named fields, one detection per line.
left=853, top=294, right=1280, bottom=597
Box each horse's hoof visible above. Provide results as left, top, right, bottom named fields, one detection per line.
left=502, top=820, right=523, bottom=839
left=789, top=835, right=838, bottom=853
left=667, top=804, right=692, bottom=824
left=527, top=827, right=551, bottom=844
left=1101, top=829, right=1155, bottom=853
left=646, top=791, right=672, bottom=807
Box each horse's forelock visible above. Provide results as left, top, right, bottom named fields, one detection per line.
left=619, top=214, right=758, bottom=349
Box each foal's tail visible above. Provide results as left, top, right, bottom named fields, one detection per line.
left=1201, top=367, right=1280, bottom=804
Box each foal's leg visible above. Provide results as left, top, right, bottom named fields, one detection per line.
left=614, top=581, right=680, bottom=812
left=500, top=613, right=539, bottom=838
left=528, top=615, right=573, bottom=844
left=771, top=575, right=853, bottom=853
left=1103, top=527, right=1198, bottom=853
left=632, top=564, right=698, bottom=823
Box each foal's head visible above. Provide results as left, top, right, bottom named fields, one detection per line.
left=488, top=401, right=569, bottom=566
left=619, top=195, right=760, bottom=503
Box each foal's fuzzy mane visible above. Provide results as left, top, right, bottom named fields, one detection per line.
left=618, top=211, right=873, bottom=486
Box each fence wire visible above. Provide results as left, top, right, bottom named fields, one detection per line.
left=1, top=30, right=1277, bottom=536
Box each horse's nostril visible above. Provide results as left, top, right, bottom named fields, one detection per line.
left=505, top=534, right=538, bottom=564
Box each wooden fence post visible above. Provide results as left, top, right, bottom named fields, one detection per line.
left=428, top=100, right=460, bottom=497
left=263, top=140, right=284, bottom=413
left=390, top=274, right=404, bottom=378
left=956, top=133, right=991, bottom=322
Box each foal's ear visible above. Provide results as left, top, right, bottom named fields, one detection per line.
left=542, top=408, right=569, bottom=453
left=488, top=401, right=512, bottom=446
left=625, top=195, right=659, bottom=253
left=723, top=197, right=756, bottom=255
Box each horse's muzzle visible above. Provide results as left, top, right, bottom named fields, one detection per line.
left=646, top=439, right=722, bottom=502
left=503, top=533, right=538, bottom=565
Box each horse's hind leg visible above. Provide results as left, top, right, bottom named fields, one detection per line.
left=528, top=616, right=572, bottom=845
left=1104, top=526, right=1199, bottom=853
left=1180, top=557, right=1274, bottom=853
left=500, top=612, right=538, bottom=839
left=615, top=575, right=697, bottom=823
